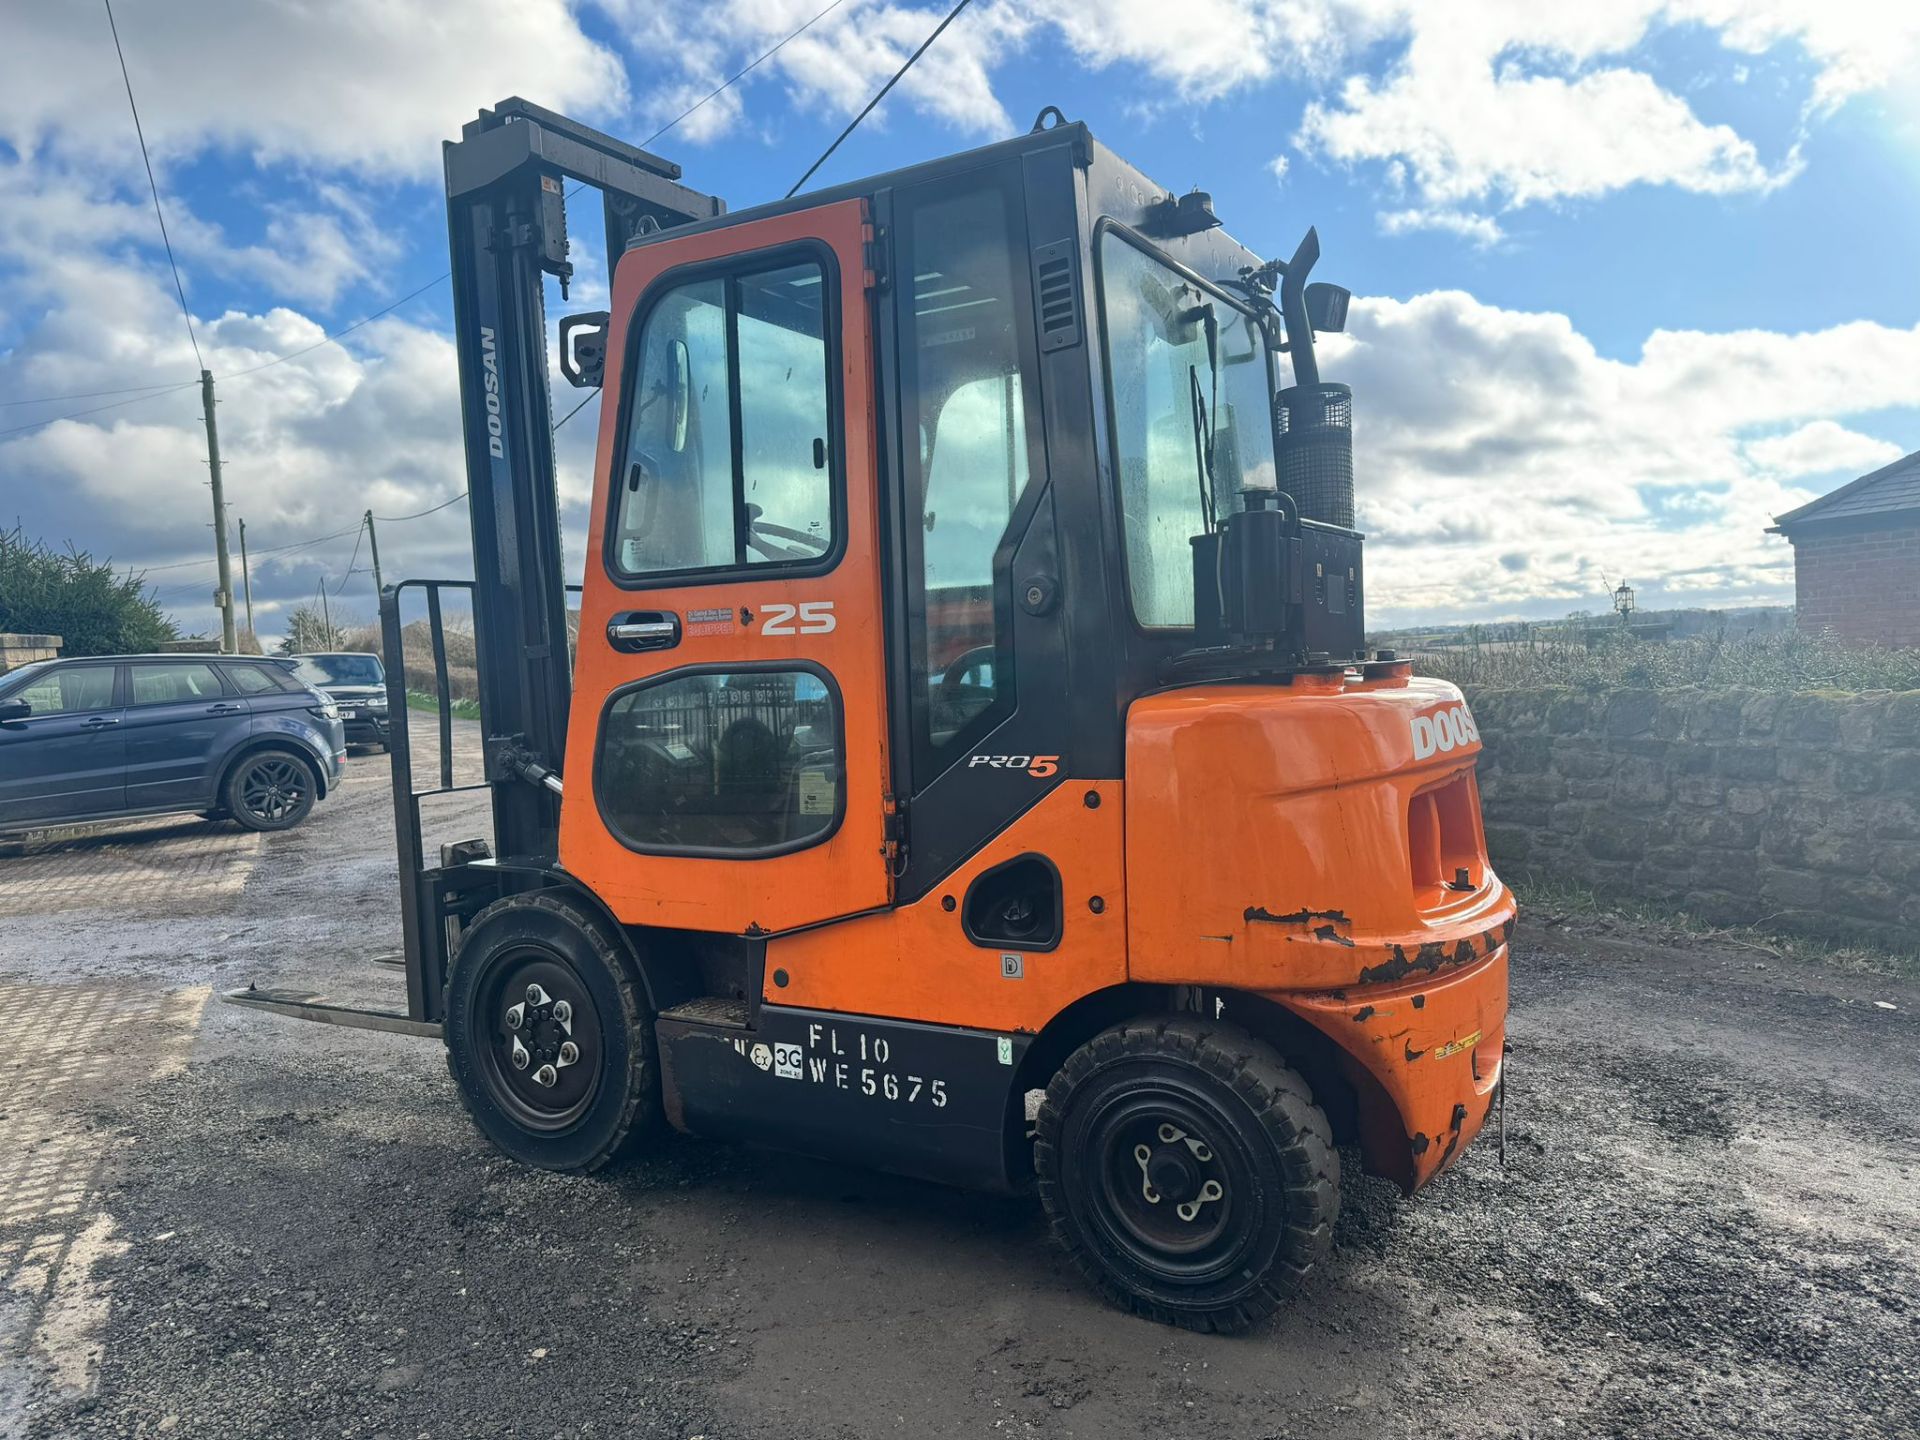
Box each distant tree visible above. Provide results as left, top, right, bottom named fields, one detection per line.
left=234, top=626, right=265, bottom=655
left=277, top=603, right=346, bottom=655
left=0, top=525, right=178, bottom=656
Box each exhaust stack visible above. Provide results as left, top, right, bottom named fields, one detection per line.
left=1275, top=228, right=1355, bottom=531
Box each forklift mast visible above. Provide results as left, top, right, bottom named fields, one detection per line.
left=440, top=99, right=723, bottom=860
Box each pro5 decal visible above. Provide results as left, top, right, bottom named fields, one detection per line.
left=966, top=754, right=1059, bottom=778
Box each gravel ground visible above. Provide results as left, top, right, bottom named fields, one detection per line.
left=0, top=728, right=1914, bottom=1439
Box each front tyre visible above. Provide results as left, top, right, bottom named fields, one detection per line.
left=1034, top=1018, right=1339, bottom=1332
left=444, top=893, right=657, bottom=1172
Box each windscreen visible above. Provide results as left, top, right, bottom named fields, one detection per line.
left=290, top=654, right=384, bottom=686
left=1099, top=230, right=1277, bottom=627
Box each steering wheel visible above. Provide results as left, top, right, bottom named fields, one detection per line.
left=742, top=504, right=830, bottom=562
left=938, top=645, right=996, bottom=705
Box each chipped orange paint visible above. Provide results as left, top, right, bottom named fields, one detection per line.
left=1126, top=673, right=1516, bottom=1191
left=765, top=781, right=1127, bottom=1033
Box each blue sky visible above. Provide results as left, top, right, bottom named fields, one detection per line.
left=3, top=0, right=1919, bottom=638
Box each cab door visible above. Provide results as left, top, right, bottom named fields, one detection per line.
left=561, top=200, right=890, bottom=934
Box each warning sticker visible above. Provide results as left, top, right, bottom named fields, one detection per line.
left=685, top=606, right=736, bottom=637
left=797, top=767, right=836, bottom=816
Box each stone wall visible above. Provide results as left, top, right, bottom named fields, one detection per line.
left=1466, top=685, right=1920, bottom=953
left=0, top=634, right=61, bottom=674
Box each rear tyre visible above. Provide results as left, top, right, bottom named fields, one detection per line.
left=444, top=892, right=657, bottom=1172
left=1034, top=1017, right=1339, bottom=1332
left=224, top=751, right=316, bottom=831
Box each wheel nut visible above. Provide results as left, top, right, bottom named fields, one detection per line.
left=505, top=1003, right=524, bottom=1030
left=526, top=983, right=550, bottom=1007
left=510, top=1035, right=530, bottom=1070
left=533, top=1064, right=558, bottom=1088
left=557, top=1041, right=579, bottom=1067
left=553, top=999, right=572, bottom=1028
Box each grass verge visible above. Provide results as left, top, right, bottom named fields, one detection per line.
left=1514, top=871, right=1920, bottom=982
left=405, top=689, right=482, bottom=721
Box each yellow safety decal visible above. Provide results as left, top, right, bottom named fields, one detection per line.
left=1433, top=1029, right=1482, bottom=1061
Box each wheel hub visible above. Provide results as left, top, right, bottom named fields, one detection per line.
left=473, top=955, right=600, bottom=1130
left=504, top=983, right=581, bottom=1088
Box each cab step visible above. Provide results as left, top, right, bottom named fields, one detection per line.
left=221, top=984, right=441, bottom=1039
left=657, top=996, right=750, bottom=1028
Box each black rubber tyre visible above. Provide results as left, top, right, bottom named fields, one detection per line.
left=444, top=892, right=657, bottom=1172
left=223, top=750, right=316, bottom=831
left=1034, top=1017, right=1340, bottom=1332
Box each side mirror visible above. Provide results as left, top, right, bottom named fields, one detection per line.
left=558, top=311, right=611, bottom=390
left=1304, top=282, right=1350, bottom=334
left=669, top=339, right=691, bottom=453
left=0, top=699, right=31, bottom=723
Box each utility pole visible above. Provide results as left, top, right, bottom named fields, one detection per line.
left=237, top=517, right=255, bottom=641
left=201, top=369, right=238, bottom=653
left=364, top=509, right=383, bottom=598
left=318, top=578, right=333, bottom=648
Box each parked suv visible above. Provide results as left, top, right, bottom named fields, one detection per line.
left=285, top=652, right=390, bottom=750
left=0, top=655, right=346, bottom=834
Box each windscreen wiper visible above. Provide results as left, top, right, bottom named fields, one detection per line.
left=1185, top=300, right=1223, bottom=531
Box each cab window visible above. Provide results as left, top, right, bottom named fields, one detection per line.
left=898, top=180, right=1038, bottom=769
left=1099, top=229, right=1277, bottom=627
left=610, top=255, right=837, bottom=582
left=595, top=668, right=842, bottom=854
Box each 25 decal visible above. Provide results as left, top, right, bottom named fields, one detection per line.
left=761, top=601, right=836, bottom=635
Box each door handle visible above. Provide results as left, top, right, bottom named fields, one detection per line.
left=80, top=715, right=120, bottom=728
left=607, top=612, right=681, bottom=653
left=206, top=704, right=244, bottom=715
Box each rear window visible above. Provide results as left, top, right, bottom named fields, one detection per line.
left=289, top=654, right=384, bottom=686
left=129, top=662, right=225, bottom=706
left=222, top=662, right=300, bottom=696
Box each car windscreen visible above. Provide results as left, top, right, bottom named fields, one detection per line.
left=290, top=654, right=384, bottom=686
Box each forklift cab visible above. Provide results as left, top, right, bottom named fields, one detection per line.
left=335, top=101, right=1512, bottom=1334
left=563, top=118, right=1356, bottom=930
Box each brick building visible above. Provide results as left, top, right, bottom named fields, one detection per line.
left=1769, top=449, right=1920, bottom=647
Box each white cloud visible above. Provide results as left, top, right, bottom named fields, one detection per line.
left=1267, top=154, right=1291, bottom=186
left=0, top=255, right=605, bottom=644
left=1742, top=420, right=1904, bottom=479
left=1321, top=293, right=1920, bottom=622
left=1295, top=6, right=1804, bottom=231
left=1673, top=0, right=1920, bottom=114
left=1378, top=206, right=1504, bottom=247
left=605, top=0, right=1030, bottom=149
left=0, top=0, right=627, bottom=180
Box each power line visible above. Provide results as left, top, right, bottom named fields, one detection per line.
left=8, top=4, right=849, bottom=437
left=103, top=0, right=201, bottom=373
left=326, top=516, right=367, bottom=599
left=0, top=381, right=201, bottom=440
left=786, top=0, right=975, bottom=197
left=639, top=0, right=850, bottom=153
left=215, top=272, right=450, bottom=382
left=552, top=391, right=597, bottom=433
left=1, top=379, right=191, bottom=408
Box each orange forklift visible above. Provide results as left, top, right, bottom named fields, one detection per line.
left=233, top=98, right=1514, bottom=1331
